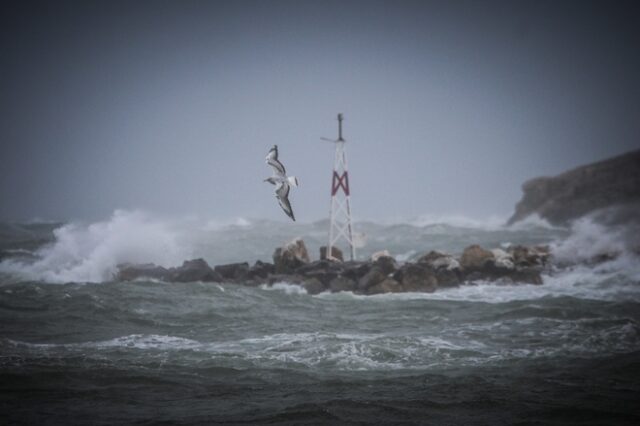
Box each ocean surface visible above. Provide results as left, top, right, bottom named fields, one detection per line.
left=1, top=210, right=639, bottom=425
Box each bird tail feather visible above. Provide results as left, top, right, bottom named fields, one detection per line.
left=288, top=176, right=299, bottom=187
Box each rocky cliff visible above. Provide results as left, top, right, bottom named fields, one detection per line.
left=508, top=149, right=640, bottom=226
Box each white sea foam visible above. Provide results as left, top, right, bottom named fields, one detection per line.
left=0, top=210, right=192, bottom=283
left=407, top=213, right=507, bottom=230
left=507, top=213, right=562, bottom=231
left=0, top=210, right=263, bottom=283
left=6, top=318, right=638, bottom=371
left=317, top=261, right=640, bottom=303
left=551, top=215, right=636, bottom=264
left=260, top=282, right=308, bottom=295
left=6, top=334, right=202, bottom=351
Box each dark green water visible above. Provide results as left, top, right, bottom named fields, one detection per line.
left=1, top=216, right=639, bottom=424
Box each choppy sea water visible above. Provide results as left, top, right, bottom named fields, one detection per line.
left=1, top=210, right=639, bottom=425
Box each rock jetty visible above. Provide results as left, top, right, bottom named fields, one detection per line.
left=115, top=239, right=550, bottom=295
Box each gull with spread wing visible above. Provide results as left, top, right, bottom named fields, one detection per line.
left=264, top=145, right=298, bottom=221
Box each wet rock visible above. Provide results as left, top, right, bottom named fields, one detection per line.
left=396, top=263, right=437, bottom=293
left=303, top=277, right=326, bottom=295
left=273, top=238, right=310, bottom=273
left=418, top=250, right=461, bottom=271
left=329, top=276, right=357, bottom=293
left=320, top=246, right=344, bottom=262
left=214, top=262, right=250, bottom=280
left=248, top=260, right=275, bottom=279
left=267, top=274, right=305, bottom=286
left=367, top=277, right=402, bottom=295
left=170, top=259, right=222, bottom=283
left=507, top=149, right=640, bottom=226
left=460, top=245, right=495, bottom=271
left=511, top=267, right=543, bottom=285
left=357, top=267, right=387, bottom=293
left=373, top=255, right=397, bottom=275
left=433, top=269, right=461, bottom=288
left=341, top=261, right=371, bottom=281
left=490, top=249, right=515, bottom=271
left=508, top=245, right=549, bottom=267
left=115, top=263, right=170, bottom=281
left=370, top=250, right=391, bottom=261
left=416, top=250, right=461, bottom=287
left=296, top=260, right=342, bottom=285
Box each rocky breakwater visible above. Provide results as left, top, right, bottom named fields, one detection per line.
left=115, top=238, right=550, bottom=295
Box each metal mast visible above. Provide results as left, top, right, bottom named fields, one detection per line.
left=324, top=113, right=355, bottom=260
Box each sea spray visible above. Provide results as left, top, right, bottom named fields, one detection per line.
left=0, top=210, right=192, bottom=283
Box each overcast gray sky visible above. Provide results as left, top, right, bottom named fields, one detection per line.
left=1, top=0, right=639, bottom=222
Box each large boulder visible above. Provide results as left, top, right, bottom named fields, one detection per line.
left=507, top=149, right=640, bottom=225
left=357, top=267, right=387, bottom=293
left=170, top=259, right=222, bottom=283
left=214, top=262, right=249, bottom=280
left=320, top=246, right=344, bottom=262
left=367, top=278, right=402, bottom=295
left=329, top=276, right=357, bottom=293
left=418, top=250, right=460, bottom=271
left=273, top=238, right=310, bottom=273
left=267, top=274, right=305, bottom=286
left=460, top=245, right=495, bottom=272
left=507, top=245, right=550, bottom=268
left=373, top=255, right=397, bottom=275
left=395, top=263, right=437, bottom=293
left=490, top=249, right=515, bottom=270
left=511, top=267, right=543, bottom=285
left=416, top=250, right=461, bottom=288
left=370, top=250, right=391, bottom=261
left=341, top=261, right=372, bottom=282
left=296, top=260, right=343, bottom=286
left=115, top=263, right=170, bottom=282
left=303, top=277, right=326, bottom=295
left=248, top=260, right=275, bottom=279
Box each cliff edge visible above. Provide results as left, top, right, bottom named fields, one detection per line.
left=507, top=149, right=640, bottom=226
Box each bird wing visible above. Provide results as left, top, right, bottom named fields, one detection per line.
left=275, top=182, right=295, bottom=221
left=265, top=145, right=286, bottom=176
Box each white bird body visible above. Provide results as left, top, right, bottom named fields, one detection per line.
left=264, top=145, right=298, bottom=221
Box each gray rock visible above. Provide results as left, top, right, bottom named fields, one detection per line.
left=418, top=250, right=461, bottom=271
left=508, top=245, right=550, bottom=268
left=511, top=267, right=543, bottom=285
left=214, top=262, right=249, bottom=280
left=329, top=276, right=356, bottom=293
left=248, top=260, right=275, bottom=279
left=170, top=259, right=222, bottom=283
left=341, top=261, right=371, bottom=281
left=416, top=250, right=461, bottom=287
left=357, top=267, right=387, bottom=293
left=320, top=246, right=344, bottom=262
left=115, top=263, right=170, bottom=281
left=508, top=149, right=640, bottom=225
left=367, top=278, right=402, bottom=295
left=396, top=263, right=437, bottom=293
left=273, top=238, right=310, bottom=273
left=460, top=245, right=495, bottom=272
left=303, top=277, right=326, bottom=295
left=373, top=255, right=397, bottom=275
left=491, top=249, right=515, bottom=270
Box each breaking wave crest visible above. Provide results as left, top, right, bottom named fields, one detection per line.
left=0, top=210, right=192, bottom=283
left=1, top=206, right=637, bottom=287
left=5, top=317, right=639, bottom=372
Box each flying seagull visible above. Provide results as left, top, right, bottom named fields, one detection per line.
left=264, top=145, right=298, bottom=221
